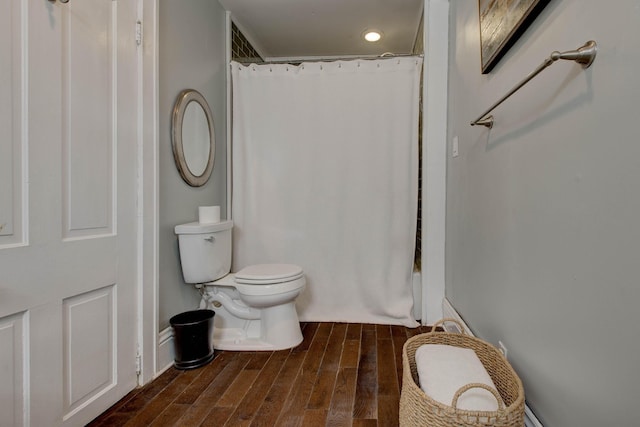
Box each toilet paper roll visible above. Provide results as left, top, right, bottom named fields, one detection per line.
left=198, top=206, right=220, bottom=224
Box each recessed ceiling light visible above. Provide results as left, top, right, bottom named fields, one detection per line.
left=363, top=30, right=383, bottom=42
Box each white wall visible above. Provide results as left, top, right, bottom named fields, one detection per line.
left=158, top=0, right=227, bottom=329
left=446, top=1, right=640, bottom=425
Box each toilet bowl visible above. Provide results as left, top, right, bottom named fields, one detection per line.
left=174, top=220, right=306, bottom=351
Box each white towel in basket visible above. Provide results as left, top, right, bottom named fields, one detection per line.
left=415, top=344, right=503, bottom=411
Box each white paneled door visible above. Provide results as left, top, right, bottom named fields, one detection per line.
left=0, top=0, right=139, bottom=425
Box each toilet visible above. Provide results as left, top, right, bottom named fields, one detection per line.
left=174, top=220, right=306, bottom=351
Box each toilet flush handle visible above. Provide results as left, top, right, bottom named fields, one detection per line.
left=204, top=236, right=215, bottom=243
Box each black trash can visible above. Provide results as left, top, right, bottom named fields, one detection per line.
left=169, top=309, right=215, bottom=370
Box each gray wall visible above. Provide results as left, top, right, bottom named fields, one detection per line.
left=159, top=0, right=227, bottom=329
left=446, top=1, right=640, bottom=426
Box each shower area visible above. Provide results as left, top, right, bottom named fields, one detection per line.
left=228, top=24, right=427, bottom=327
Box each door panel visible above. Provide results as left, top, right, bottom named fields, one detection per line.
left=63, top=286, right=115, bottom=419
left=0, top=0, right=139, bottom=425
left=0, top=0, right=26, bottom=247
left=0, top=312, right=27, bottom=427
left=63, top=0, right=114, bottom=237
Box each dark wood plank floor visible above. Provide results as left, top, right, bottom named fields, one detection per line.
left=88, top=322, right=434, bottom=427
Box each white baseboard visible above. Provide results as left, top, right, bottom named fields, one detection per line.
left=441, top=298, right=473, bottom=334
left=157, top=326, right=175, bottom=376
left=441, top=298, right=544, bottom=427
left=525, top=406, right=544, bottom=427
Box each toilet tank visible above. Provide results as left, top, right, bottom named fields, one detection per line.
left=174, top=220, right=233, bottom=284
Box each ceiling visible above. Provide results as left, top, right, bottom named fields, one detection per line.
left=219, top=0, right=424, bottom=60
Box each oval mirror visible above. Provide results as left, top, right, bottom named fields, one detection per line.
left=171, top=89, right=215, bottom=187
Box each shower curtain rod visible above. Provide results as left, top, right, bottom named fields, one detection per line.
left=234, top=53, right=423, bottom=65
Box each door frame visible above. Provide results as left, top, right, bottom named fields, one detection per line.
left=138, top=0, right=160, bottom=385
left=421, top=0, right=449, bottom=324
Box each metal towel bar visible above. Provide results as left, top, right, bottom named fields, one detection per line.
left=470, top=41, right=597, bottom=129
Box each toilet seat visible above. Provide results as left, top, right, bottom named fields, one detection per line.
left=232, top=264, right=305, bottom=297
left=235, top=264, right=304, bottom=285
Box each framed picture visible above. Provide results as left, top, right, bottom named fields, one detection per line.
left=479, top=0, right=551, bottom=73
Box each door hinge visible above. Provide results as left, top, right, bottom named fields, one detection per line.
left=136, top=21, right=143, bottom=46
left=135, top=352, right=142, bottom=376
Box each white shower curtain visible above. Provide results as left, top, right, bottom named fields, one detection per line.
left=231, top=57, right=422, bottom=327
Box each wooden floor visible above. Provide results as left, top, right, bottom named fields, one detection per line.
left=88, top=322, right=434, bottom=427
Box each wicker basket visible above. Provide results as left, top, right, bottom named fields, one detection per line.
left=399, top=319, right=525, bottom=427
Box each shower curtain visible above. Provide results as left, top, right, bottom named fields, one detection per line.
left=231, top=57, right=422, bottom=327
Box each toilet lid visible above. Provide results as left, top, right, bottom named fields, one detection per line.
left=235, top=264, right=304, bottom=285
